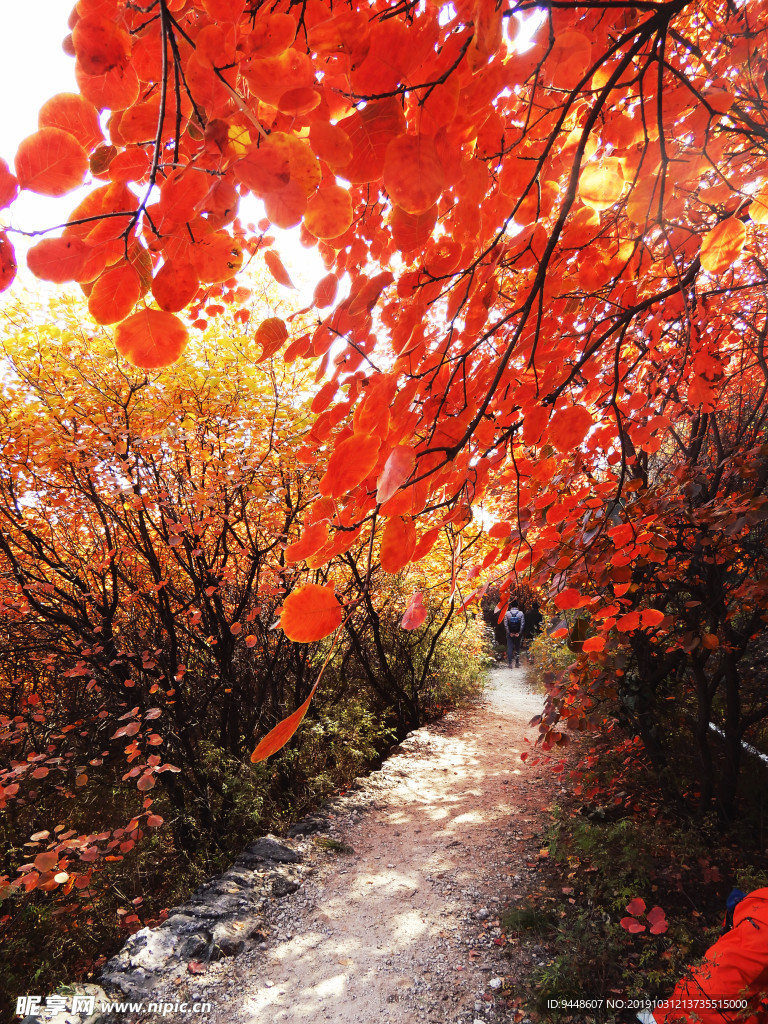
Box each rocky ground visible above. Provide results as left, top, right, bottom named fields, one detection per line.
left=115, top=663, right=556, bottom=1024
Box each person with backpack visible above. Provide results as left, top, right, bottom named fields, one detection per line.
left=504, top=600, right=525, bottom=668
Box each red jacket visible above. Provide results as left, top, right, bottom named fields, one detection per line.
left=653, top=888, right=768, bottom=1023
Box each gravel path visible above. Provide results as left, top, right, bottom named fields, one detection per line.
left=178, top=665, right=551, bottom=1024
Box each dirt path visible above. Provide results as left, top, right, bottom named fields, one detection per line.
left=191, top=665, right=551, bottom=1024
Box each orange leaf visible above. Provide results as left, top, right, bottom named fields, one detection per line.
left=15, top=128, right=88, bottom=197
left=250, top=680, right=319, bottom=763
left=318, top=433, right=381, bottom=497
left=383, top=134, right=445, bottom=216
left=264, top=249, right=296, bottom=288
left=280, top=583, right=343, bottom=642
left=700, top=218, right=746, bottom=275
left=34, top=851, right=58, bottom=873
left=582, top=635, right=605, bottom=653
left=72, top=15, right=132, bottom=76
left=546, top=405, right=594, bottom=452
left=313, top=272, right=338, bottom=308
left=285, top=521, right=329, bottom=564
left=137, top=774, right=155, bottom=791
left=27, top=237, right=93, bottom=283
left=304, top=186, right=353, bottom=240
left=88, top=263, right=141, bottom=324
left=553, top=588, right=581, bottom=610
left=38, top=93, right=104, bottom=153
left=114, top=309, right=190, bottom=368
left=0, top=232, right=18, bottom=293
left=401, top=591, right=427, bottom=630
left=376, top=446, right=415, bottom=504
left=380, top=517, right=417, bottom=574
left=152, top=260, right=200, bottom=312
left=578, top=159, right=624, bottom=212
left=256, top=316, right=289, bottom=360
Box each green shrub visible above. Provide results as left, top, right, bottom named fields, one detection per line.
left=528, top=626, right=575, bottom=684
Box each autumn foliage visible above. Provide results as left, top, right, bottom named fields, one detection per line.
left=0, top=303, right=490, bottom=996
left=1, top=0, right=768, bottom=946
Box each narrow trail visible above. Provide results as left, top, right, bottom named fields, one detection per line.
left=193, top=665, right=551, bottom=1024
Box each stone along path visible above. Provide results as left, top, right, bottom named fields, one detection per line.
left=188, top=664, right=550, bottom=1024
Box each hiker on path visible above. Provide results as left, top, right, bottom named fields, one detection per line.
left=504, top=600, right=525, bottom=668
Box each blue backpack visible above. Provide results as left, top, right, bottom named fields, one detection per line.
left=506, top=609, right=524, bottom=635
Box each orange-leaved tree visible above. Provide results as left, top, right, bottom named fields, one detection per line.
left=0, top=295, right=477, bottom=945
left=0, top=301, right=321, bottom=886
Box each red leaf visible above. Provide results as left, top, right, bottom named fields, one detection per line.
left=616, top=610, right=641, bottom=632
left=640, top=608, right=665, bottom=627
left=114, top=309, right=190, bottom=369
left=152, top=260, right=200, bottom=313
left=280, top=583, right=343, bottom=643
left=264, top=249, right=296, bottom=288
left=582, top=635, right=605, bottom=653
left=620, top=917, right=646, bottom=933
left=73, top=15, right=132, bottom=76
left=255, top=317, right=289, bottom=360
left=401, top=591, right=427, bottom=630
left=27, top=237, right=93, bottom=283
left=626, top=897, right=647, bottom=916
left=700, top=218, right=746, bottom=275
left=380, top=517, right=417, bottom=574
left=313, top=273, right=338, bottom=308
left=647, top=906, right=668, bottom=934
left=250, top=680, right=319, bottom=763
left=159, top=168, right=211, bottom=224
left=0, top=158, right=19, bottom=209
left=546, top=405, right=594, bottom=453
left=318, top=433, right=381, bottom=498
left=38, top=93, right=104, bottom=153
left=305, top=185, right=354, bottom=240
left=383, top=134, right=445, bottom=216
left=15, top=128, right=88, bottom=197
left=34, top=851, right=58, bottom=873
left=88, top=263, right=141, bottom=325
left=0, top=231, right=17, bottom=293
left=376, top=446, right=415, bottom=504
left=553, top=588, right=581, bottom=610
left=285, top=522, right=329, bottom=564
